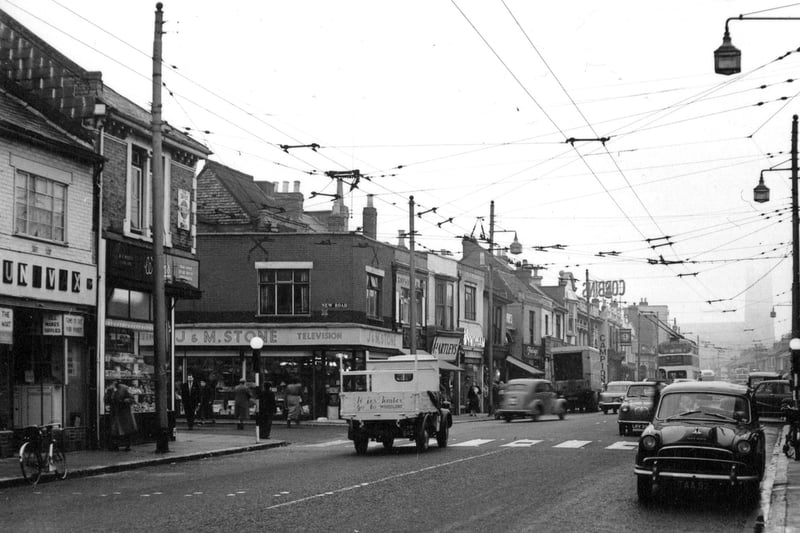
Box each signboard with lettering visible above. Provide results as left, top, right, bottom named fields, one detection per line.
left=43, top=313, right=63, bottom=336
left=1, top=249, right=95, bottom=306
left=106, top=241, right=199, bottom=289
left=0, top=307, right=12, bottom=344
left=431, top=336, right=461, bottom=361
left=619, top=329, right=632, bottom=346
left=583, top=279, right=626, bottom=299
left=164, top=325, right=403, bottom=350
left=64, top=315, right=85, bottom=337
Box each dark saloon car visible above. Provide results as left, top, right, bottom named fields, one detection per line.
left=753, top=379, right=792, bottom=418
left=496, top=379, right=567, bottom=422
left=634, top=381, right=765, bottom=505
left=617, top=381, right=665, bottom=436
left=599, top=381, right=633, bottom=415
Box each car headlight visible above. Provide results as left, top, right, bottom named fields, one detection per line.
left=736, top=440, right=752, bottom=454
left=620, top=405, right=629, bottom=412
left=641, top=435, right=657, bottom=450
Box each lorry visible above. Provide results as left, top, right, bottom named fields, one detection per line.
left=339, top=354, right=452, bottom=455
left=550, top=345, right=602, bottom=412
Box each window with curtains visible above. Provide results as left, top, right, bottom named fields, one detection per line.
left=366, top=273, right=382, bottom=318
left=258, top=269, right=310, bottom=315
left=14, top=169, right=66, bottom=242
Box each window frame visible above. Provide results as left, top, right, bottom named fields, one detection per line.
left=256, top=267, right=310, bottom=316
left=366, top=272, right=383, bottom=319
left=464, top=284, right=477, bottom=321
left=124, top=142, right=172, bottom=244
left=435, top=278, right=454, bottom=330
left=14, top=168, right=67, bottom=243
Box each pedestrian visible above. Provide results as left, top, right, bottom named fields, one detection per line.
left=105, top=380, right=137, bottom=451
left=257, top=381, right=277, bottom=439
left=467, top=380, right=481, bottom=416
left=234, top=378, right=252, bottom=430
left=285, top=378, right=303, bottom=427
left=180, top=374, right=200, bottom=429
left=197, top=379, right=214, bottom=425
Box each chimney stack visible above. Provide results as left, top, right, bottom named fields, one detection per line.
left=363, top=194, right=377, bottom=239
left=397, top=229, right=407, bottom=248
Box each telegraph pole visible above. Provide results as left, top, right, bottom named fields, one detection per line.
left=151, top=2, right=169, bottom=453
left=487, top=201, right=495, bottom=414
left=409, top=196, right=416, bottom=355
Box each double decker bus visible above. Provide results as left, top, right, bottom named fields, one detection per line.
left=656, top=337, right=700, bottom=383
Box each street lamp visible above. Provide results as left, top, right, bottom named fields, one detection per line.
left=714, top=15, right=800, bottom=75
left=250, top=336, right=263, bottom=387
left=751, top=116, right=800, bottom=404
left=485, top=201, right=522, bottom=414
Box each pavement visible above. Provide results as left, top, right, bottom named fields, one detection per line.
left=0, top=415, right=797, bottom=532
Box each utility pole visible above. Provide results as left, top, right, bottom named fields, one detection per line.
left=409, top=196, right=416, bottom=355
left=151, top=2, right=169, bottom=453
left=792, top=115, right=800, bottom=403
left=487, top=201, right=495, bottom=415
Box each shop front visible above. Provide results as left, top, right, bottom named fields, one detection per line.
left=172, top=324, right=403, bottom=422
left=460, top=323, right=485, bottom=415
left=0, top=250, right=96, bottom=456
left=99, top=240, right=200, bottom=447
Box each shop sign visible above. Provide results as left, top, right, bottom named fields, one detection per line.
left=0, top=307, right=12, bottom=344
left=1, top=249, right=95, bottom=306
left=619, top=328, right=632, bottom=346
left=583, top=279, right=626, bottom=299
left=167, top=325, right=403, bottom=350
left=43, top=313, right=63, bottom=336
left=431, top=336, right=461, bottom=361
left=106, top=241, right=199, bottom=288
left=64, top=315, right=85, bottom=337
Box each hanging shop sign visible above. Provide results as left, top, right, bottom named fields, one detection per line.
left=431, top=336, right=462, bottom=361
left=619, top=329, right=632, bottom=346
left=106, top=240, right=199, bottom=289
left=43, top=313, right=63, bottom=336
left=0, top=307, right=12, bottom=344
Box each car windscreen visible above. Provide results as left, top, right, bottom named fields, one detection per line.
left=656, top=392, right=749, bottom=422
left=606, top=384, right=628, bottom=393
left=626, top=385, right=655, bottom=398
left=506, top=383, right=529, bottom=392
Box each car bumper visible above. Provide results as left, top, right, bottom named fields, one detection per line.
left=634, top=456, right=759, bottom=483
left=599, top=402, right=622, bottom=409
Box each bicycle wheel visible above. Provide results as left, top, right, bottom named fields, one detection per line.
left=19, top=442, right=42, bottom=485
left=51, top=446, right=67, bottom=479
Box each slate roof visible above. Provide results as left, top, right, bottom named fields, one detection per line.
left=0, top=86, right=98, bottom=161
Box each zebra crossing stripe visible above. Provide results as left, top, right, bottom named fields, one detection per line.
left=553, top=440, right=592, bottom=448
left=303, top=440, right=352, bottom=447
left=451, top=439, right=495, bottom=447
left=501, top=439, right=544, bottom=447
left=606, top=441, right=638, bottom=451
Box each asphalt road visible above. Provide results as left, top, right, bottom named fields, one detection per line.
left=0, top=413, right=777, bottom=533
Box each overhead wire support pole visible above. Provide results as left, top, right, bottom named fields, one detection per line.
left=487, top=201, right=495, bottom=415
left=151, top=2, right=169, bottom=453
left=791, top=115, right=799, bottom=404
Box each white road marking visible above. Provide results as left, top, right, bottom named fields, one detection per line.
left=451, top=439, right=495, bottom=447
left=553, top=440, right=592, bottom=448
left=303, top=439, right=351, bottom=447
left=606, top=441, right=638, bottom=450
left=501, top=439, right=544, bottom=447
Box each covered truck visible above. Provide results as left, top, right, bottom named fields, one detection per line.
left=339, top=354, right=452, bottom=455
left=551, top=345, right=602, bottom=412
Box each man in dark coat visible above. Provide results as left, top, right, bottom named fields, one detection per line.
left=180, top=375, right=201, bottom=429
left=257, top=381, right=277, bottom=439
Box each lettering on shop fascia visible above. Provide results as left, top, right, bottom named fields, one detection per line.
left=172, top=326, right=402, bottom=349
left=1, top=250, right=94, bottom=306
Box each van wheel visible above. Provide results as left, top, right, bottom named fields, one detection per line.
left=381, top=436, right=394, bottom=449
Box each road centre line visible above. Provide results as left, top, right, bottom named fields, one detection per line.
left=264, top=449, right=507, bottom=510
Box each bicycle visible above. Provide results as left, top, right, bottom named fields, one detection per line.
left=18, top=424, right=67, bottom=485
left=781, top=401, right=800, bottom=460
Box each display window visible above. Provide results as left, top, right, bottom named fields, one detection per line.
left=104, top=327, right=156, bottom=413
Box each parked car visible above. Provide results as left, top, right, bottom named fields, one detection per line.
left=617, top=381, right=665, bottom=436
left=747, top=371, right=783, bottom=389
left=634, top=381, right=766, bottom=506
left=599, top=381, right=633, bottom=415
left=753, top=379, right=792, bottom=418
left=496, top=379, right=567, bottom=422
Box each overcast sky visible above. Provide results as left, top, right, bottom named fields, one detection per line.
left=7, top=0, right=800, bottom=344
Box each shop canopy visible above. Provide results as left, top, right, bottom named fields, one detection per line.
left=399, top=349, right=463, bottom=372
left=506, top=356, right=544, bottom=376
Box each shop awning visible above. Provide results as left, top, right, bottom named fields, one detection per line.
left=506, top=356, right=544, bottom=376
left=439, top=360, right=464, bottom=372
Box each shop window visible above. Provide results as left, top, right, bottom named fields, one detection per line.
left=107, top=288, right=152, bottom=321
left=14, top=169, right=66, bottom=242
left=366, top=273, right=382, bottom=318
left=258, top=269, right=310, bottom=316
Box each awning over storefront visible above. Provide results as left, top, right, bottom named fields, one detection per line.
left=439, top=360, right=464, bottom=372
left=506, top=356, right=544, bottom=376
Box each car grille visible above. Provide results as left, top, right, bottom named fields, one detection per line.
left=651, top=445, right=740, bottom=475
